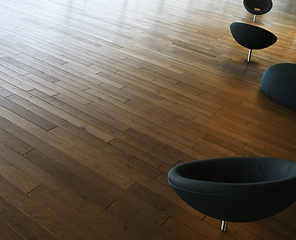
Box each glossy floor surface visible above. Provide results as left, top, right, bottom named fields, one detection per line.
left=0, top=0, right=295, bottom=239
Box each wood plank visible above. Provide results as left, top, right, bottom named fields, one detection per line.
left=162, top=217, right=217, bottom=240
left=0, top=157, right=40, bottom=193
left=0, top=196, right=58, bottom=240
left=0, top=127, right=33, bottom=155
left=0, top=175, right=91, bottom=240
left=107, top=200, right=180, bottom=240
left=0, top=220, right=25, bottom=240
left=0, top=128, right=144, bottom=240
left=0, top=95, right=56, bottom=131
left=23, top=149, right=116, bottom=209
left=75, top=165, right=169, bottom=226
left=29, top=186, right=121, bottom=240
left=49, top=126, right=159, bottom=184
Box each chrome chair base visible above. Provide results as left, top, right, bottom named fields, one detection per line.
left=247, top=49, right=252, bottom=63
left=220, top=221, right=228, bottom=232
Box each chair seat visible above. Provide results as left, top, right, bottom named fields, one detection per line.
left=168, top=157, right=296, bottom=222
left=261, top=63, right=296, bottom=111
left=230, top=22, right=277, bottom=50
left=243, top=0, right=272, bottom=15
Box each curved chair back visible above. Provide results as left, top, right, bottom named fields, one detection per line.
left=230, top=22, right=277, bottom=62
left=243, top=0, right=272, bottom=15
left=168, top=157, right=296, bottom=224
left=243, top=0, right=272, bottom=22
left=230, top=22, right=277, bottom=50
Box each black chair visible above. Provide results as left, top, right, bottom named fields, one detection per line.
left=261, top=63, right=296, bottom=111
left=230, top=22, right=277, bottom=62
left=243, top=0, right=273, bottom=22
left=168, top=157, right=296, bottom=232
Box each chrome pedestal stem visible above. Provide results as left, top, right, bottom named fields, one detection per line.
left=220, top=221, right=228, bottom=232
left=247, top=49, right=252, bottom=62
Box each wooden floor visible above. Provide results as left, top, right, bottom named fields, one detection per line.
left=0, top=0, right=295, bottom=239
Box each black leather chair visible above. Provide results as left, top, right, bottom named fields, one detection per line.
left=243, top=0, right=273, bottom=22
left=230, top=22, right=277, bottom=62
left=168, top=157, right=296, bottom=232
